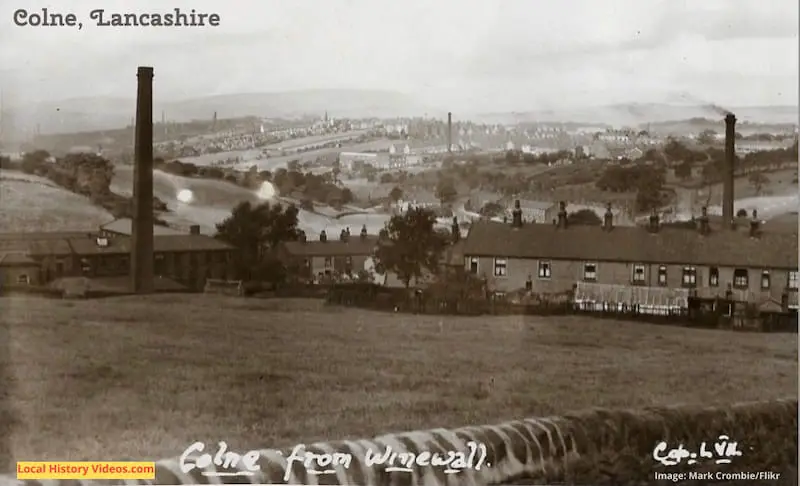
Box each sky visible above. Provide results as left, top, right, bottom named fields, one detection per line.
left=0, top=0, right=797, bottom=113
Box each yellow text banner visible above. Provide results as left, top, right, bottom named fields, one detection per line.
left=17, top=461, right=156, bottom=480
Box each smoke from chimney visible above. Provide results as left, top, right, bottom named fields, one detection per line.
left=131, top=66, right=155, bottom=294
left=722, top=113, right=736, bottom=228
left=447, top=112, right=452, bottom=154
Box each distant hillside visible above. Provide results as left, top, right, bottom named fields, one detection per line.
left=473, top=104, right=798, bottom=127
left=8, top=90, right=441, bottom=135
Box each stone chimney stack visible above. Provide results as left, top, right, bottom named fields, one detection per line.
left=511, top=200, right=523, bottom=228
left=360, top=224, right=367, bottom=240
left=603, top=203, right=614, bottom=231
left=698, top=206, right=711, bottom=235
left=131, top=66, right=155, bottom=294
left=320, top=230, right=327, bottom=242
left=648, top=210, right=660, bottom=233
left=189, top=225, right=200, bottom=235
left=749, top=209, right=761, bottom=238
left=451, top=216, right=460, bottom=242
left=557, top=201, right=568, bottom=229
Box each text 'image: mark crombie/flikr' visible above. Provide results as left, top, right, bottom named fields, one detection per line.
left=0, top=1, right=797, bottom=485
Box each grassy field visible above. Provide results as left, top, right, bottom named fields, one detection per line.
left=2, top=295, right=796, bottom=462
left=702, top=168, right=798, bottom=205
left=0, top=175, right=113, bottom=232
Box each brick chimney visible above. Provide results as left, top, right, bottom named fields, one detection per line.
left=557, top=201, right=568, bottom=229
left=189, top=225, right=200, bottom=235
left=451, top=216, right=460, bottom=242
left=723, top=113, right=737, bottom=228
left=360, top=224, right=367, bottom=240
left=749, top=209, right=761, bottom=238
left=698, top=206, right=710, bottom=235
left=447, top=112, right=452, bottom=154
left=511, top=200, right=523, bottom=228
left=299, top=230, right=307, bottom=243
left=130, top=66, right=155, bottom=294
left=340, top=228, right=348, bottom=242
left=320, top=230, right=327, bottom=242
left=603, top=203, right=613, bottom=231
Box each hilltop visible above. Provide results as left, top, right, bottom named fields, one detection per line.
left=7, top=90, right=441, bottom=135
left=472, top=103, right=798, bottom=127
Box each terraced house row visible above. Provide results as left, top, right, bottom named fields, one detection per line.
left=461, top=201, right=798, bottom=310
left=0, top=218, right=234, bottom=292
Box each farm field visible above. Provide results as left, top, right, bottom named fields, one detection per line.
left=2, top=295, right=796, bottom=461
left=0, top=174, right=113, bottom=232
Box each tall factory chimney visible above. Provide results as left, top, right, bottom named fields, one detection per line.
left=722, top=113, right=736, bottom=228
left=131, top=66, right=155, bottom=294
left=447, top=112, right=452, bottom=154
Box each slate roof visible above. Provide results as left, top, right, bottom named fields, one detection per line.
left=100, top=218, right=185, bottom=236
left=462, top=221, right=797, bottom=269
left=68, top=235, right=234, bottom=255
left=0, top=233, right=233, bottom=257
left=0, top=252, right=38, bottom=266
left=283, top=235, right=379, bottom=257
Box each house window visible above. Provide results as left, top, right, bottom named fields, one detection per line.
left=788, top=271, right=798, bottom=290
left=468, top=257, right=479, bottom=274
left=682, top=267, right=697, bottom=287
left=324, top=257, right=332, bottom=268
left=733, top=268, right=749, bottom=289
left=709, top=267, right=719, bottom=287
left=657, top=266, right=668, bottom=286
left=583, top=263, right=597, bottom=281
left=537, top=260, right=551, bottom=279
left=493, top=258, right=507, bottom=277
left=17, top=274, right=30, bottom=285
left=632, top=264, right=646, bottom=284
left=761, top=270, right=771, bottom=290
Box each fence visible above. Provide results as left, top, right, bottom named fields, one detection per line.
left=324, top=284, right=797, bottom=332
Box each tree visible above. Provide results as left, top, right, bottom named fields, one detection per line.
left=748, top=172, right=769, bottom=196
left=214, top=201, right=301, bottom=281
left=21, top=149, right=50, bottom=174
left=567, top=209, right=602, bottom=225
left=374, top=207, right=448, bottom=289
left=697, top=129, right=717, bottom=145
left=674, top=160, right=693, bottom=180
left=389, top=186, right=404, bottom=203
left=435, top=178, right=458, bottom=206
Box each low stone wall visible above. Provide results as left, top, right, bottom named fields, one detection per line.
left=2, top=399, right=796, bottom=485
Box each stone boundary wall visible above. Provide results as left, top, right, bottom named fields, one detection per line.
left=1, top=399, right=796, bottom=486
